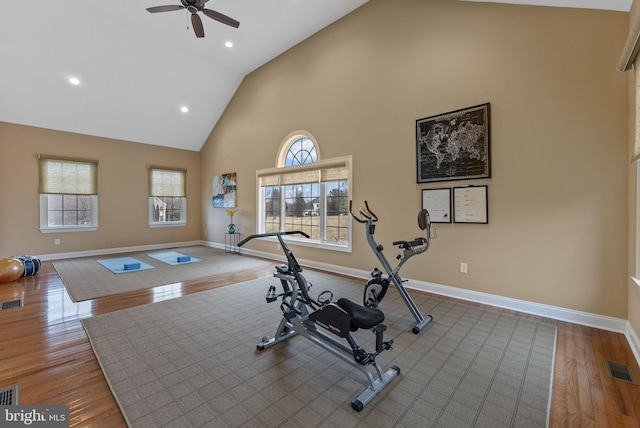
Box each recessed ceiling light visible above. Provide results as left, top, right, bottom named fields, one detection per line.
left=180, top=106, right=189, bottom=113
left=68, top=77, right=80, bottom=85
left=225, top=41, right=233, bottom=48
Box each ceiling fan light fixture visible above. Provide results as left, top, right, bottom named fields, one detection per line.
left=147, top=1, right=239, bottom=38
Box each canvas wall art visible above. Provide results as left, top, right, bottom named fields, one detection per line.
left=212, top=172, right=237, bottom=208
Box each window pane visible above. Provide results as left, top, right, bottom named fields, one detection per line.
left=42, top=194, right=96, bottom=229
left=47, top=194, right=62, bottom=210
left=151, top=197, right=184, bottom=223
left=326, top=181, right=349, bottom=243
left=264, top=186, right=281, bottom=233
left=63, top=194, right=77, bottom=210
left=48, top=210, right=62, bottom=227
left=284, top=183, right=320, bottom=239
left=285, top=138, right=317, bottom=166
left=63, top=210, right=78, bottom=226
left=78, top=195, right=91, bottom=209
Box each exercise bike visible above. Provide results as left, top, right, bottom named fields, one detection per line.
left=350, top=201, right=433, bottom=334
left=238, top=231, right=400, bottom=412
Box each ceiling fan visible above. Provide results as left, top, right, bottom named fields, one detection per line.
left=147, top=0, right=240, bottom=38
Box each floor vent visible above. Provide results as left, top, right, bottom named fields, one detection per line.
left=0, top=385, right=19, bottom=405
left=605, top=360, right=638, bottom=384
left=0, top=299, right=23, bottom=310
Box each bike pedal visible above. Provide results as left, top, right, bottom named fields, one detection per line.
left=265, top=285, right=278, bottom=303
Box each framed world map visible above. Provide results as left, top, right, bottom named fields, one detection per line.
left=416, top=103, right=490, bottom=183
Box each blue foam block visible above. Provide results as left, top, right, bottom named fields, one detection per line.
left=177, top=255, right=191, bottom=263
left=124, top=262, right=141, bottom=270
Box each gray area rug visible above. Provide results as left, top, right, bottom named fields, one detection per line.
left=53, top=246, right=269, bottom=302
left=82, top=271, right=556, bottom=427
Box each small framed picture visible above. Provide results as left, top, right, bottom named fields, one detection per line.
left=453, top=185, right=488, bottom=224
left=421, top=188, right=451, bottom=223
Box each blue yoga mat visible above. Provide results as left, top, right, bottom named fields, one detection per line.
left=97, top=257, right=154, bottom=274
left=146, top=251, right=201, bottom=266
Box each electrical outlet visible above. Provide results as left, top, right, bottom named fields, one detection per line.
left=204, top=229, right=207, bottom=235
left=54, top=239, right=60, bottom=245
left=460, top=262, right=467, bottom=274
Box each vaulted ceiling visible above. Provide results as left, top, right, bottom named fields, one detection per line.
left=0, top=0, right=630, bottom=151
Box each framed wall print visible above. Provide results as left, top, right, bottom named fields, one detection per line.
left=421, top=188, right=451, bottom=223
left=212, top=172, right=237, bottom=208
left=416, top=103, right=491, bottom=183
left=453, top=185, right=488, bottom=224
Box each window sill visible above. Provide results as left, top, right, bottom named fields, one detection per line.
left=40, top=226, right=98, bottom=233
left=149, top=222, right=186, bottom=228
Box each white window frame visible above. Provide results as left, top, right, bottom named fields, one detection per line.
left=39, top=194, right=99, bottom=233
left=148, top=166, right=187, bottom=228
left=257, top=131, right=352, bottom=252
left=148, top=196, right=187, bottom=228
left=38, top=156, right=99, bottom=233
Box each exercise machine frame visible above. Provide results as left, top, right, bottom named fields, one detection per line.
left=350, top=200, right=433, bottom=334
left=238, top=231, right=400, bottom=411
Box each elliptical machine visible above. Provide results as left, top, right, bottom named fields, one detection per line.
left=238, top=231, right=400, bottom=412
left=350, top=200, right=433, bottom=334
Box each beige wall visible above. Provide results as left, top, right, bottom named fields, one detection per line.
left=0, top=122, right=202, bottom=257
left=202, top=0, right=629, bottom=318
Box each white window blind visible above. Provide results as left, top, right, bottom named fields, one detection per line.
left=38, top=155, right=98, bottom=195
left=149, top=166, right=186, bottom=197
left=258, top=157, right=350, bottom=187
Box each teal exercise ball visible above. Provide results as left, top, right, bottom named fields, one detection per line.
left=0, top=258, right=24, bottom=283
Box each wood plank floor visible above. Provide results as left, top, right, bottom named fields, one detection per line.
left=1, top=255, right=639, bottom=427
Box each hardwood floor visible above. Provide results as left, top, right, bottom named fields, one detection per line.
left=1, top=257, right=639, bottom=427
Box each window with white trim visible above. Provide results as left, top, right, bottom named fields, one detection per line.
left=258, top=133, right=351, bottom=250
left=38, top=155, right=99, bottom=232
left=148, top=166, right=187, bottom=227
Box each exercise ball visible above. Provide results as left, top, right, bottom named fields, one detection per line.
left=0, top=258, right=24, bottom=283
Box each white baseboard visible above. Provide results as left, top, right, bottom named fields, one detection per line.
left=37, top=240, right=203, bottom=261
left=626, top=322, right=640, bottom=367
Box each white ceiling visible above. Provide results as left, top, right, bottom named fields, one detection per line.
left=0, top=0, right=630, bottom=152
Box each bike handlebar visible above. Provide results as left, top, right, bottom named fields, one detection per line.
left=238, top=231, right=310, bottom=247
left=349, top=200, right=378, bottom=223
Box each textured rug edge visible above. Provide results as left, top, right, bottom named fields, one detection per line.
left=545, top=325, right=558, bottom=428
left=81, top=318, right=133, bottom=428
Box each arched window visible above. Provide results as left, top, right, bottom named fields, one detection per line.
left=285, top=137, right=317, bottom=166
left=257, top=131, right=352, bottom=251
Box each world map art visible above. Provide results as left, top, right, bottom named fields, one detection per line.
left=416, top=103, right=490, bottom=183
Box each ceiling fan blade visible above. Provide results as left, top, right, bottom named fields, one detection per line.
left=202, top=9, right=240, bottom=28
left=147, top=5, right=184, bottom=13
left=191, top=13, right=205, bottom=38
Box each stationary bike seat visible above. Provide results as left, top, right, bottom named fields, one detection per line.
left=337, top=298, right=385, bottom=331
